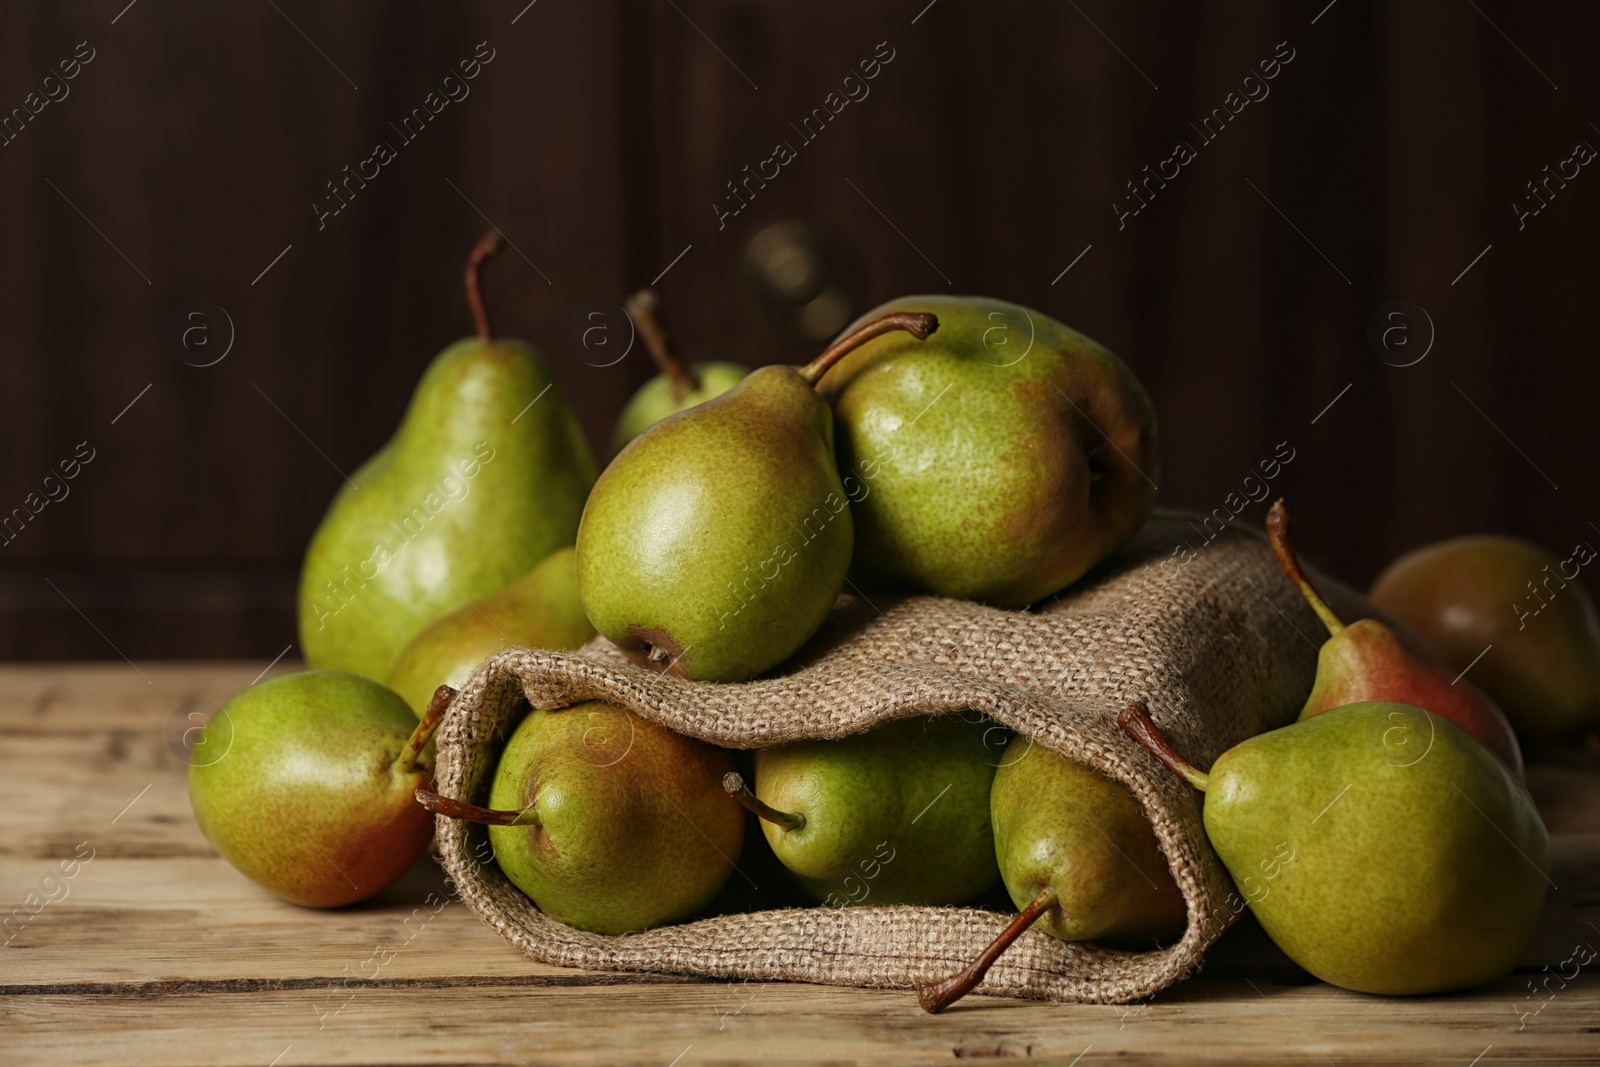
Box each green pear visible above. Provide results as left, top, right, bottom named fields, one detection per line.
left=813, top=295, right=1158, bottom=608
left=990, top=741, right=1185, bottom=941
left=577, top=311, right=937, bottom=682
left=1120, top=701, right=1548, bottom=996
left=386, top=547, right=594, bottom=716
left=918, top=740, right=1185, bottom=1012
left=419, top=701, right=743, bottom=934
left=724, top=715, right=1000, bottom=906
left=188, top=671, right=449, bottom=908
left=612, top=288, right=747, bottom=453
left=298, top=232, right=596, bottom=682
left=1371, top=535, right=1600, bottom=744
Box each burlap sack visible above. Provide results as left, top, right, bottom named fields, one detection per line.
left=431, top=512, right=1370, bottom=1004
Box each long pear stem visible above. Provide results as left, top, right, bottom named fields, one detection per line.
left=394, top=685, right=455, bottom=775
left=465, top=230, right=504, bottom=341
left=625, top=288, right=698, bottom=403
left=918, top=887, right=1058, bottom=1014
left=414, top=786, right=537, bottom=826
left=722, top=772, right=806, bottom=832
left=797, top=312, right=940, bottom=385
left=1265, top=499, right=1345, bottom=636
left=1118, top=704, right=1210, bottom=792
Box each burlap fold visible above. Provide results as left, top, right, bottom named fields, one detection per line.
left=432, top=512, right=1369, bottom=1004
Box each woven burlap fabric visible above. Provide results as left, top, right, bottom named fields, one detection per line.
left=432, top=512, right=1370, bottom=1004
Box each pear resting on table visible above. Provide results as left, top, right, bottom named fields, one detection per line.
left=298, top=231, right=595, bottom=683
left=1372, top=534, right=1600, bottom=745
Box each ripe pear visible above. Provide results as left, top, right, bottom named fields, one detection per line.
left=577, top=311, right=938, bottom=682
left=1120, top=701, right=1548, bottom=995
left=1371, top=535, right=1600, bottom=744
left=188, top=672, right=450, bottom=908
left=611, top=288, right=748, bottom=453
left=991, top=741, right=1185, bottom=940
left=419, top=701, right=742, bottom=934
left=298, top=232, right=596, bottom=682
left=723, top=715, right=1000, bottom=906
left=386, top=547, right=594, bottom=716
left=918, top=741, right=1185, bottom=1013
left=812, top=295, right=1158, bottom=607
left=1267, top=500, right=1523, bottom=777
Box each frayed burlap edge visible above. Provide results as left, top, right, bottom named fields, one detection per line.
left=432, top=513, right=1368, bottom=1004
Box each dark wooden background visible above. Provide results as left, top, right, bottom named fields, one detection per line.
left=1, top=0, right=1595, bottom=660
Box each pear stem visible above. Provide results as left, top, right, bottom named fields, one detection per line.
left=465, top=229, right=504, bottom=342
left=1266, top=499, right=1345, bottom=636
left=625, top=288, right=698, bottom=404
left=1118, top=704, right=1210, bottom=792
left=394, top=685, right=455, bottom=776
left=722, top=771, right=806, bottom=832
left=918, top=887, right=1059, bottom=1014
left=414, top=785, right=538, bottom=826
left=797, top=312, right=940, bottom=385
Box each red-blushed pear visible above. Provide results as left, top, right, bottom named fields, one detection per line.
left=1267, top=500, right=1523, bottom=778
left=188, top=674, right=453, bottom=908
left=1370, top=535, right=1600, bottom=745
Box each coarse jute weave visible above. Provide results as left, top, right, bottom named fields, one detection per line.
left=431, top=512, right=1370, bottom=1004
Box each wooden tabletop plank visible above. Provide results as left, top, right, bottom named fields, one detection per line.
left=6, top=976, right=1597, bottom=1067
left=2, top=662, right=1598, bottom=1065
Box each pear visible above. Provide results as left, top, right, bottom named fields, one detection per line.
left=1267, top=500, right=1523, bottom=777
left=577, top=311, right=938, bottom=682
left=1119, top=701, right=1548, bottom=995
left=386, top=547, right=594, bottom=716
left=812, top=295, right=1158, bottom=608
left=990, top=741, right=1184, bottom=940
left=298, top=231, right=597, bottom=682
left=723, top=715, right=1000, bottom=906
left=188, top=672, right=450, bottom=908
left=611, top=288, right=748, bottom=453
left=918, top=741, right=1185, bottom=1013
left=418, top=701, right=742, bottom=934
left=1371, top=535, right=1600, bottom=744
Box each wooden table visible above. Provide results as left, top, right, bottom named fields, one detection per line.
left=3, top=663, right=1597, bottom=1066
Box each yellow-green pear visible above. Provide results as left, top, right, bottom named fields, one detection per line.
left=611, top=288, right=747, bottom=453
left=814, top=295, right=1158, bottom=607
left=386, top=547, right=594, bottom=715
left=298, top=232, right=596, bottom=682
left=1120, top=701, right=1547, bottom=996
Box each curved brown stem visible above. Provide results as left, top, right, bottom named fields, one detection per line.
left=465, top=230, right=504, bottom=341
left=722, top=772, right=806, bottom=832
left=394, top=684, right=456, bottom=775
left=918, top=887, right=1057, bottom=1014
left=798, top=311, right=940, bottom=384
left=414, top=786, right=537, bottom=826
left=1265, top=499, right=1344, bottom=636
left=1117, top=704, right=1209, bottom=792
left=625, top=288, right=697, bottom=403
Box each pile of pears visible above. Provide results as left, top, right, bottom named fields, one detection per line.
left=185, top=229, right=1587, bottom=1012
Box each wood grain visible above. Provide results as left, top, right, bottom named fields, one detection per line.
left=1, top=662, right=1596, bottom=1065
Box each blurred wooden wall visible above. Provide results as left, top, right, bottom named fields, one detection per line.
left=1, top=0, right=1596, bottom=659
